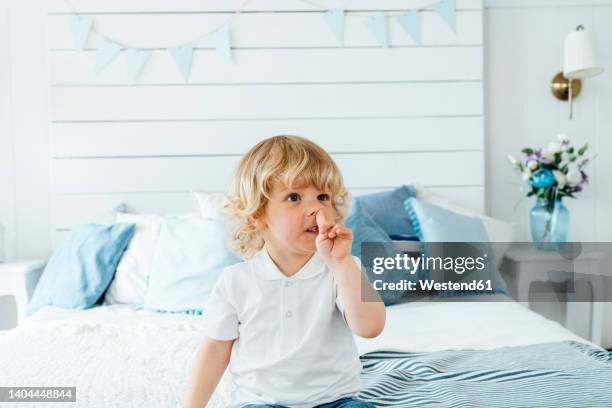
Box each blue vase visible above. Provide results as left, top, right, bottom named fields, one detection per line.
left=530, top=197, right=569, bottom=250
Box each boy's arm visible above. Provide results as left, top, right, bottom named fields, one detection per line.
left=332, top=256, right=386, bottom=339
left=183, top=336, right=235, bottom=408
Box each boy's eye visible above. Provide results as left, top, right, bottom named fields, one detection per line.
left=318, top=194, right=330, bottom=201
left=287, top=193, right=301, bottom=202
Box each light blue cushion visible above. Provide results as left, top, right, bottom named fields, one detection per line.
left=357, top=185, right=418, bottom=239
left=404, top=197, right=508, bottom=296
left=345, top=199, right=419, bottom=306
left=345, top=199, right=391, bottom=259
left=143, top=216, right=241, bottom=313
left=27, top=223, right=135, bottom=315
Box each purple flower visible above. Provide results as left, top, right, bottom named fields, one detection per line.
left=581, top=171, right=589, bottom=184
left=539, top=157, right=553, bottom=165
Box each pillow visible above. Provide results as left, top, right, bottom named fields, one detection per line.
left=103, top=213, right=162, bottom=305
left=414, top=186, right=515, bottom=270
left=405, top=197, right=508, bottom=297
left=192, top=191, right=228, bottom=219
left=27, top=223, right=135, bottom=315
left=345, top=199, right=421, bottom=306
left=143, top=216, right=241, bottom=313
left=103, top=212, right=201, bottom=305
left=345, top=199, right=390, bottom=259
left=356, top=185, right=418, bottom=239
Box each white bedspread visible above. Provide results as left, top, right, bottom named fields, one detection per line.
left=355, top=294, right=590, bottom=355
left=0, top=296, right=589, bottom=408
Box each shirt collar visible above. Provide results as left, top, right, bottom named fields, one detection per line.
left=254, top=247, right=326, bottom=281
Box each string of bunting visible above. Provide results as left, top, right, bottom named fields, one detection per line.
left=65, top=0, right=457, bottom=82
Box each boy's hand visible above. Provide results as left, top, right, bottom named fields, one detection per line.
left=315, top=208, right=353, bottom=267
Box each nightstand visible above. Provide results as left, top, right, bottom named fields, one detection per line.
left=501, top=243, right=606, bottom=347
left=0, top=260, right=47, bottom=330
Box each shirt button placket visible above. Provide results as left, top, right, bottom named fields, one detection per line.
left=281, top=279, right=300, bottom=350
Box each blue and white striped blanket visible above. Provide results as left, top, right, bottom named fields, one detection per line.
left=358, top=341, right=612, bottom=407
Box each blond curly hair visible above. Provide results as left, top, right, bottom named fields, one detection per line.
left=223, top=135, right=349, bottom=259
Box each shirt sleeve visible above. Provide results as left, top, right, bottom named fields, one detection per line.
left=203, top=271, right=239, bottom=340
left=335, top=255, right=362, bottom=322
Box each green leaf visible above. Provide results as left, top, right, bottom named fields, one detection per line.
left=578, top=144, right=588, bottom=155
left=521, top=148, right=534, bottom=155
left=568, top=147, right=574, bottom=154
left=527, top=190, right=536, bottom=197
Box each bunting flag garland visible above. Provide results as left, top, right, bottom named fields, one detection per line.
left=323, top=9, right=345, bottom=46
left=396, top=10, right=421, bottom=45
left=66, top=0, right=456, bottom=82
left=363, top=13, right=388, bottom=48
left=95, top=37, right=122, bottom=72
left=69, top=16, right=93, bottom=50
left=211, top=25, right=233, bottom=64
left=169, top=45, right=195, bottom=82
left=127, top=48, right=151, bottom=82
left=434, top=0, right=457, bottom=32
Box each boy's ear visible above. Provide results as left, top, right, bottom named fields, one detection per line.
left=250, top=215, right=267, bottom=231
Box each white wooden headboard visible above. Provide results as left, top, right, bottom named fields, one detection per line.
left=47, top=0, right=484, bottom=247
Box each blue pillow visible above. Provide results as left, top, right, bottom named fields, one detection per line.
left=143, top=216, right=241, bottom=313
left=27, top=223, right=135, bottom=315
left=357, top=185, right=418, bottom=239
left=404, top=197, right=508, bottom=296
left=345, top=199, right=420, bottom=306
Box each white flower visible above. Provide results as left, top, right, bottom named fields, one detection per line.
left=557, top=133, right=570, bottom=144
left=507, top=154, right=518, bottom=165
left=561, top=152, right=570, bottom=161
left=522, top=168, right=532, bottom=181
left=527, top=160, right=539, bottom=170
left=547, top=142, right=562, bottom=154
left=566, top=165, right=582, bottom=186
left=553, top=170, right=566, bottom=187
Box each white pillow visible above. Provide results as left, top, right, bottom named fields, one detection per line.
left=191, top=191, right=228, bottom=219
left=414, top=185, right=516, bottom=268
left=103, top=213, right=161, bottom=305
left=104, top=212, right=200, bottom=305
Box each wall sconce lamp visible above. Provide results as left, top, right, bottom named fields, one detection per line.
left=551, top=25, right=604, bottom=120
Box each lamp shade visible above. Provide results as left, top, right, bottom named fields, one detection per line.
left=563, top=26, right=604, bottom=79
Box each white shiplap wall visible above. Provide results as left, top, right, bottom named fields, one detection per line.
left=485, top=0, right=612, bottom=347
left=47, top=0, right=485, bottom=246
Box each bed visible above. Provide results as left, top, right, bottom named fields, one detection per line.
left=2, top=294, right=610, bottom=407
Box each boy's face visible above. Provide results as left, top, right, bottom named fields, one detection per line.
left=254, top=182, right=335, bottom=257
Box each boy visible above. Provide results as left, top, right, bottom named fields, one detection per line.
left=183, top=136, right=385, bottom=408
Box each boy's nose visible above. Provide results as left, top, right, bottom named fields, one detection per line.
left=305, top=201, right=324, bottom=217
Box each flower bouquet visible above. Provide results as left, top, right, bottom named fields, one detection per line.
left=508, top=133, right=593, bottom=249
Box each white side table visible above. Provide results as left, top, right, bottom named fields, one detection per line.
left=501, top=244, right=605, bottom=347
left=0, top=260, right=47, bottom=329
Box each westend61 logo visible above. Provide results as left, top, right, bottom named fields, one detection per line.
left=362, top=241, right=497, bottom=295
left=359, top=241, right=612, bottom=303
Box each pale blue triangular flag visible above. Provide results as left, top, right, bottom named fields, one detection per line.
left=69, top=16, right=93, bottom=50
left=396, top=11, right=421, bottom=45
left=323, top=9, right=345, bottom=46
left=211, top=25, right=232, bottom=64
left=169, top=45, right=194, bottom=82
left=96, top=37, right=122, bottom=72
left=127, top=48, right=151, bottom=82
left=363, top=14, right=388, bottom=48
left=434, top=0, right=456, bottom=32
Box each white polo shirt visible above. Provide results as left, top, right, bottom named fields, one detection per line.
left=203, top=248, right=363, bottom=408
